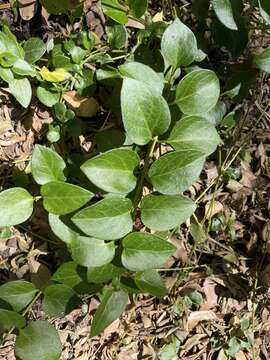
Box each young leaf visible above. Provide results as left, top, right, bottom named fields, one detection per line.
left=161, top=18, right=198, bottom=68
left=102, top=0, right=128, bottom=24
left=41, top=182, right=94, bottom=215
left=141, top=194, right=196, bottom=231
left=126, top=0, right=148, bottom=17
left=9, top=78, right=32, bottom=108
left=167, top=116, right=220, bottom=155
left=0, top=66, right=14, bottom=82
left=148, top=150, right=205, bottom=194
left=87, top=263, right=126, bottom=284
left=43, top=284, right=80, bottom=317
left=37, top=86, right=61, bottom=107
left=72, top=196, right=133, bottom=240
left=31, top=145, right=66, bottom=185
left=119, top=61, right=164, bottom=95
left=52, top=262, right=83, bottom=288
left=121, top=78, right=171, bottom=145
left=175, top=69, right=220, bottom=115
left=81, top=148, right=139, bottom=194
left=90, top=289, right=128, bottom=337
left=135, top=269, right=168, bottom=298
left=121, top=232, right=175, bottom=271
left=40, top=66, right=69, bottom=82
left=24, top=37, right=46, bottom=63
left=0, top=280, right=37, bottom=312
left=48, top=214, right=78, bottom=245
left=15, top=320, right=62, bottom=360
left=70, top=236, right=115, bottom=267
left=259, top=0, right=270, bottom=24
left=0, top=309, right=26, bottom=332
left=12, top=59, right=35, bottom=76
left=213, top=0, right=238, bottom=30
left=0, top=188, right=34, bottom=227
left=253, top=47, right=270, bottom=73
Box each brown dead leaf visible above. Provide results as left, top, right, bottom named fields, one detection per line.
left=201, top=278, right=219, bottom=310
left=205, top=200, right=223, bottom=219
left=235, top=351, right=247, bottom=360
left=103, top=319, right=120, bottom=337
left=186, top=310, right=218, bottom=331
left=226, top=179, right=243, bottom=193
left=64, top=91, right=99, bottom=117
left=240, top=161, right=257, bottom=189
left=127, top=18, right=145, bottom=29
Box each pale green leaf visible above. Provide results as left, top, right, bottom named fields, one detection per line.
left=135, top=269, right=168, bottom=298
left=213, top=0, right=238, bottom=30
left=0, top=67, right=13, bottom=82
left=37, top=86, right=61, bottom=107
left=48, top=214, right=78, bottom=245
left=0, top=280, right=37, bottom=312
left=254, top=47, right=270, bottom=73
left=9, top=78, right=32, bottom=108
left=24, top=37, right=46, bottom=63
left=12, top=59, right=36, bottom=76
left=259, top=0, right=270, bottom=24
left=52, top=262, right=83, bottom=288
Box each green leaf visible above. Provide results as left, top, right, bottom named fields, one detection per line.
left=135, top=269, right=168, bottom=298
left=87, top=263, right=126, bottom=284
left=121, top=232, right=175, bottom=271
left=43, top=284, right=80, bottom=317
left=40, top=0, right=76, bottom=14
left=106, top=23, right=127, bottom=49
left=121, top=78, right=171, bottom=145
left=37, top=86, right=61, bottom=107
left=0, top=66, right=13, bottom=82
left=0, top=280, right=37, bottom=312
left=213, top=0, right=238, bottom=30
left=41, top=182, right=94, bottom=215
left=254, top=47, right=270, bottom=73
left=259, top=0, right=270, bottom=24
left=0, top=188, right=34, bottom=227
left=168, top=116, right=220, bottom=155
left=24, top=37, right=46, bottom=63
left=161, top=18, right=198, bottom=68
left=119, top=61, right=164, bottom=95
left=148, top=150, right=205, bottom=195
left=31, top=145, right=66, bottom=185
left=9, top=78, right=32, bottom=108
left=141, top=194, right=196, bottom=231
left=96, top=130, right=125, bottom=152
left=12, top=59, right=36, bottom=76
left=0, top=309, right=26, bottom=332
left=70, top=236, right=115, bottom=267
left=0, top=51, right=17, bottom=67
left=90, top=289, right=128, bottom=337
left=2, top=26, right=24, bottom=59
left=52, top=262, right=83, bottom=288
left=15, top=320, right=62, bottom=360
left=81, top=148, right=139, bottom=194
left=203, top=101, right=226, bottom=126
left=127, top=0, right=147, bottom=17
left=72, top=196, right=133, bottom=240
left=48, top=214, right=78, bottom=245
left=175, top=69, right=220, bottom=115
left=102, top=0, right=128, bottom=24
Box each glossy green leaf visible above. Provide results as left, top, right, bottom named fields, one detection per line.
left=254, top=47, right=270, bottom=73
left=121, top=78, right=171, bottom=145
left=31, top=145, right=66, bottom=185
left=135, top=269, right=168, bottom=298
left=175, top=69, right=220, bottom=115
left=87, top=263, right=126, bottom=284
left=0, top=66, right=13, bottom=82
left=70, top=236, right=115, bottom=267
left=259, top=0, right=270, bottom=24
left=12, top=59, right=35, bottom=76
left=41, top=182, right=94, bottom=215
left=37, top=86, right=61, bottom=107
left=81, top=148, right=139, bottom=194
left=43, top=284, right=80, bottom=317
left=213, top=0, right=238, bottom=30
left=0, top=280, right=37, bottom=312
left=90, top=289, right=128, bottom=337
left=15, top=320, right=62, bottom=360
left=161, top=18, right=198, bottom=68
left=24, top=37, right=46, bottom=63
left=168, top=116, right=220, bottom=155
left=2, top=26, right=24, bottom=59
left=148, top=150, right=205, bottom=194
left=141, top=194, right=196, bottom=231
left=119, top=61, right=164, bottom=95
left=49, top=214, right=78, bottom=245
left=122, top=232, right=175, bottom=271
left=9, top=78, right=32, bottom=108
left=52, top=262, right=83, bottom=288
left=126, top=0, right=147, bottom=17
left=72, top=196, right=133, bottom=240
left=0, top=309, right=26, bottom=332
left=0, top=188, right=34, bottom=227
left=102, top=0, right=128, bottom=24
left=203, top=101, right=227, bottom=125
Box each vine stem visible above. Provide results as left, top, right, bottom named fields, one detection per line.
left=133, top=136, right=158, bottom=214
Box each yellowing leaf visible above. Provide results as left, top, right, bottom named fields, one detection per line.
left=40, top=67, right=70, bottom=82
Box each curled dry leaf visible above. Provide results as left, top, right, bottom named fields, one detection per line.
left=186, top=310, right=218, bottom=331
left=64, top=91, right=100, bottom=117
left=205, top=200, right=223, bottom=219
left=18, top=0, right=37, bottom=21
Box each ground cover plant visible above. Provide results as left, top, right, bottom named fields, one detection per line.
left=0, top=0, right=269, bottom=359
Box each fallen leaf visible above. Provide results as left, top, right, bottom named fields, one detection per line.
left=205, top=200, right=223, bottom=219
left=64, top=91, right=99, bottom=117
left=186, top=310, right=217, bottom=331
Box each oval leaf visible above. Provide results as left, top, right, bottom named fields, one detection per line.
left=81, top=148, right=139, bottom=194
left=24, top=37, right=46, bottom=64
left=87, top=263, right=126, bottom=284
left=121, top=78, right=171, bottom=145
left=15, top=320, right=62, bottom=360
left=41, top=182, right=94, bottom=215
left=37, top=86, right=61, bottom=107
left=135, top=269, right=168, bottom=298
left=213, top=0, right=238, bottom=30
left=121, top=232, right=175, bottom=272
left=141, top=194, right=196, bottom=231
left=0, top=280, right=37, bottom=312
left=0, top=309, right=26, bottom=332
left=102, top=0, right=128, bottom=24
left=9, top=78, right=32, bottom=108
left=90, top=289, right=128, bottom=337
left=168, top=116, right=220, bottom=155
left=126, top=0, right=148, bottom=17
left=175, top=69, right=220, bottom=115
left=72, top=196, right=133, bottom=240
left=161, top=18, right=198, bottom=68
left=254, top=47, right=270, bottom=73
left=148, top=150, right=205, bottom=195
left=31, top=145, right=66, bottom=185
left=70, top=236, right=115, bottom=267
left=52, top=262, right=84, bottom=288
left=48, top=214, right=78, bottom=245
left=0, top=188, right=34, bottom=227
